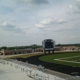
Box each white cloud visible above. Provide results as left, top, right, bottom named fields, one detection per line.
left=41, top=19, right=52, bottom=25
left=14, top=0, right=49, bottom=5
left=61, top=35, right=78, bottom=39
left=57, top=19, right=67, bottom=24
left=0, top=21, right=23, bottom=33
left=35, top=18, right=53, bottom=28
left=12, top=0, right=49, bottom=12
left=1, top=21, right=16, bottom=28
left=35, top=24, right=44, bottom=28
left=1, top=21, right=39, bottom=37
left=69, top=4, right=73, bottom=9
left=35, top=18, right=67, bottom=28
left=69, top=0, right=80, bottom=14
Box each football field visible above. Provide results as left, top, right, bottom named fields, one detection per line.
left=39, top=52, right=80, bottom=67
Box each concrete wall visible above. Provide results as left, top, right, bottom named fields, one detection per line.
left=61, top=46, right=77, bottom=51
left=1, top=49, right=33, bottom=55
left=0, top=48, right=44, bottom=55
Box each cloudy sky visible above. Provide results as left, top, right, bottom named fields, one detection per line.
left=0, top=0, right=80, bottom=47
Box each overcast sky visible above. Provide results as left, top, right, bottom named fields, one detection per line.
left=0, top=0, right=80, bottom=47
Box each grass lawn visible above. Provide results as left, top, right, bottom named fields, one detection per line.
left=39, top=51, right=80, bottom=67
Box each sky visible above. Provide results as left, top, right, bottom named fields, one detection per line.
left=0, top=0, right=80, bottom=47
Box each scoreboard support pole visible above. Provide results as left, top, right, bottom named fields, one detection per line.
left=52, top=50, right=54, bottom=54
left=44, top=50, right=46, bottom=54
left=44, top=50, right=54, bottom=54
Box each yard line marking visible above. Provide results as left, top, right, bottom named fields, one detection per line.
left=54, top=59, right=80, bottom=63
left=55, top=55, right=80, bottom=60
left=54, top=55, right=80, bottom=64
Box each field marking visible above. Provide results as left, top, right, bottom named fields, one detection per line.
left=55, top=55, right=80, bottom=59
left=54, top=55, right=80, bottom=64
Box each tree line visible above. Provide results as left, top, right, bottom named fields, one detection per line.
left=0, top=45, right=42, bottom=50
left=56, top=43, right=80, bottom=47
left=0, top=43, right=80, bottom=50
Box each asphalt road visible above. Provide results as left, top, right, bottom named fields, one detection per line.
left=15, top=54, right=80, bottom=76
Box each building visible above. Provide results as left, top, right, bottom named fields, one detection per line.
left=0, top=48, right=44, bottom=55
left=34, top=48, right=44, bottom=52
left=1, top=49, right=33, bottom=55
left=0, top=46, right=78, bottom=55
left=61, top=46, right=77, bottom=51
left=54, top=47, right=62, bottom=51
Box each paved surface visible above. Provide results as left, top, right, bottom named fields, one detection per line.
left=0, top=59, right=65, bottom=80
left=0, top=61, right=33, bottom=80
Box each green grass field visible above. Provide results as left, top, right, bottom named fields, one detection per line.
left=39, top=51, right=80, bottom=67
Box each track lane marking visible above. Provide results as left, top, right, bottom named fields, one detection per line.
left=54, top=55, right=80, bottom=64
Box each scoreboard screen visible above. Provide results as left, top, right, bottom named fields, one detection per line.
left=45, top=41, right=53, bottom=48
left=42, top=39, right=55, bottom=50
